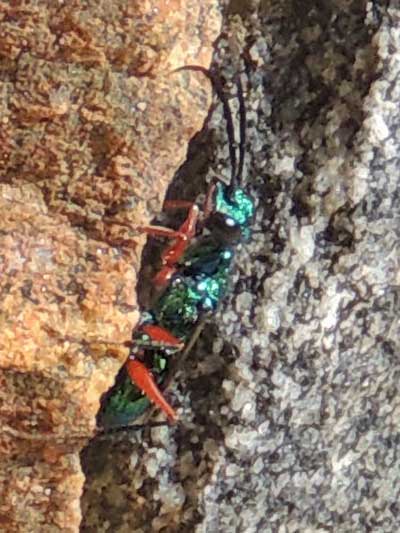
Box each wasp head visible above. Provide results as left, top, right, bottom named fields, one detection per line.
left=205, top=182, right=254, bottom=244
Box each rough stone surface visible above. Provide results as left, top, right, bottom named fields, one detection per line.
left=82, top=1, right=400, bottom=532
left=0, top=1, right=220, bottom=531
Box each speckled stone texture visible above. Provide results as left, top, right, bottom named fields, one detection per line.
left=81, top=1, right=399, bottom=532
left=0, top=1, right=220, bottom=531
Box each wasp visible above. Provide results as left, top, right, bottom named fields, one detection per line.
left=98, top=66, right=255, bottom=431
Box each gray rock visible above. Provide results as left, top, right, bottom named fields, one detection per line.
left=82, top=2, right=400, bottom=532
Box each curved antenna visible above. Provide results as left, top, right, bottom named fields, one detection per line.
left=172, top=65, right=237, bottom=188
left=237, top=74, right=246, bottom=187
left=226, top=72, right=247, bottom=197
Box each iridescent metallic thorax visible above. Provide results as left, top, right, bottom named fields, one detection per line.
left=153, top=243, right=234, bottom=338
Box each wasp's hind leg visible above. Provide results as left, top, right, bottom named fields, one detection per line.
left=125, top=358, right=177, bottom=421
left=126, top=322, right=185, bottom=421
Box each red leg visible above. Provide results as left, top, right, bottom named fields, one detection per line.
left=176, top=204, right=200, bottom=237
left=102, top=219, right=187, bottom=241
left=108, top=202, right=201, bottom=289
left=153, top=264, right=177, bottom=288
left=159, top=203, right=199, bottom=268
left=164, top=183, right=216, bottom=219
left=141, top=324, right=184, bottom=349
left=137, top=225, right=187, bottom=240
left=136, top=203, right=201, bottom=289
left=163, top=200, right=194, bottom=210
left=139, top=205, right=200, bottom=288
left=163, top=200, right=194, bottom=211
left=126, top=358, right=177, bottom=421
left=109, top=200, right=202, bottom=289
left=105, top=199, right=202, bottom=245
left=138, top=202, right=199, bottom=242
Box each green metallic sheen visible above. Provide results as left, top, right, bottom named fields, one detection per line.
left=215, top=183, right=254, bottom=226
left=152, top=280, right=202, bottom=339
left=99, top=186, right=254, bottom=429
left=99, top=349, right=170, bottom=428
left=101, top=375, right=151, bottom=427
left=152, top=245, right=233, bottom=338
left=195, top=269, right=229, bottom=308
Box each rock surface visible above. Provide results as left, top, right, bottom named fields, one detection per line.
left=0, top=1, right=220, bottom=531
left=82, top=1, right=400, bottom=532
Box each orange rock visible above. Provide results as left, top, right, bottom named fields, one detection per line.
left=0, top=0, right=221, bottom=531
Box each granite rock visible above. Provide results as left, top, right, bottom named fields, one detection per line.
left=82, top=1, right=400, bottom=532
left=0, top=1, right=220, bottom=531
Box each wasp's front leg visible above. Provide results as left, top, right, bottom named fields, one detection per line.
left=150, top=202, right=200, bottom=288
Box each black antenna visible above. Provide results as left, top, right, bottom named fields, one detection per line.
left=226, top=72, right=247, bottom=197
left=172, top=65, right=238, bottom=188
left=237, top=74, right=246, bottom=187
